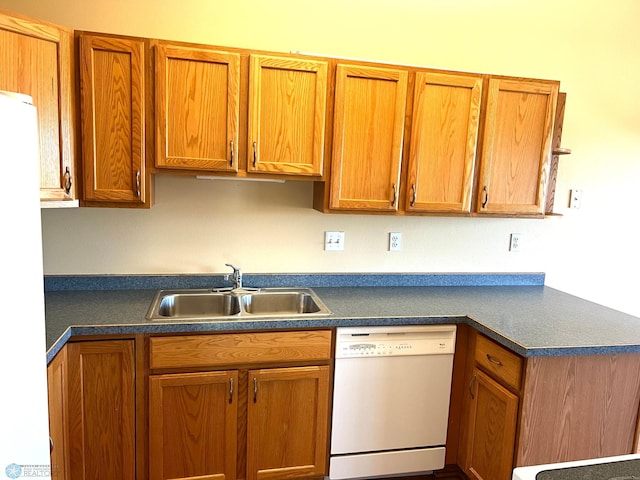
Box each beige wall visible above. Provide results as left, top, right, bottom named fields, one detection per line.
left=2, top=0, right=639, bottom=316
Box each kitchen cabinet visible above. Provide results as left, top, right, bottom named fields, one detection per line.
left=405, top=71, right=483, bottom=213
left=247, top=366, right=329, bottom=480
left=327, top=64, right=408, bottom=212
left=47, top=345, right=69, bottom=480
left=149, top=371, right=238, bottom=480
left=476, top=78, right=558, bottom=215
left=78, top=33, right=151, bottom=207
left=148, top=330, right=332, bottom=480
left=155, top=43, right=240, bottom=172
left=0, top=10, right=76, bottom=202
left=460, top=332, right=522, bottom=480
left=46, top=340, right=136, bottom=480
left=457, top=329, right=640, bottom=478
left=248, top=54, right=328, bottom=177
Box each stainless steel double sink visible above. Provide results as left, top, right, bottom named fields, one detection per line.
left=146, top=287, right=332, bottom=321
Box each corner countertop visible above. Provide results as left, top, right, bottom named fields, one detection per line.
left=43, top=273, right=640, bottom=364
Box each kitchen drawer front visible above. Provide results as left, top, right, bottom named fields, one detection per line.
left=150, top=330, right=332, bottom=369
left=475, top=334, right=522, bottom=390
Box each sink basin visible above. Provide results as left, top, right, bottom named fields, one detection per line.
left=146, top=288, right=331, bottom=321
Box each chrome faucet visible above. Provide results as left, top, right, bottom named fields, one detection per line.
left=225, top=263, right=243, bottom=290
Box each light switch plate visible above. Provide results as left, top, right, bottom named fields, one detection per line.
left=325, top=231, right=345, bottom=251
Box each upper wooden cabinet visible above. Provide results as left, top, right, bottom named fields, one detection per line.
left=0, top=10, right=76, bottom=202
left=476, top=78, right=558, bottom=215
left=155, top=44, right=240, bottom=172
left=79, top=33, right=150, bottom=206
left=248, top=54, right=327, bottom=177
left=329, top=64, right=408, bottom=211
left=405, top=72, right=482, bottom=213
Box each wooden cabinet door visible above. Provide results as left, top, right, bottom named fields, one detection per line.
left=405, top=72, right=482, bottom=213
left=248, top=54, right=327, bottom=177
left=47, top=346, right=69, bottom=480
left=247, top=366, right=330, bottom=480
left=330, top=64, right=408, bottom=211
left=67, top=340, right=135, bottom=480
left=464, top=368, right=519, bottom=480
left=149, top=371, right=238, bottom=480
left=477, top=78, right=558, bottom=215
left=79, top=34, right=148, bottom=205
left=155, top=44, right=240, bottom=172
left=0, top=11, right=75, bottom=201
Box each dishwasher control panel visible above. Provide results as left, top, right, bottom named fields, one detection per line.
left=335, top=325, right=456, bottom=358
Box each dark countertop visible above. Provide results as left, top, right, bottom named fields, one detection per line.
left=44, top=279, right=640, bottom=364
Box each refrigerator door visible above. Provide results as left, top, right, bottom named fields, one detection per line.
left=0, top=91, right=51, bottom=476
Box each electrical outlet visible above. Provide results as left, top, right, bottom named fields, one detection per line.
left=509, top=233, right=522, bottom=252
left=389, top=232, right=402, bottom=251
left=325, top=231, right=345, bottom=251
left=569, top=189, right=582, bottom=209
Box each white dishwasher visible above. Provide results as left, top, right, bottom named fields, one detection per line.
left=330, top=325, right=456, bottom=480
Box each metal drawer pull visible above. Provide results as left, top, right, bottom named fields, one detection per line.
left=482, top=186, right=489, bottom=208
left=469, top=374, right=477, bottom=400
left=486, top=354, right=504, bottom=366
left=230, top=140, right=234, bottom=167
left=410, top=183, right=417, bottom=207
left=391, top=183, right=397, bottom=206
left=135, top=171, right=141, bottom=198
left=229, top=377, right=234, bottom=404
left=252, top=141, right=257, bottom=168
left=253, top=377, right=258, bottom=403
left=63, top=167, right=72, bottom=195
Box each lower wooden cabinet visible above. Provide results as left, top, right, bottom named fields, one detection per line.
left=247, top=366, right=329, bottom=480
left=149, top=370, right=238, bottom=480
left=463, top=368, right=519, bottom=480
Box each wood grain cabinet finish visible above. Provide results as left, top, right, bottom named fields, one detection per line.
left=149, top=371, right=238, bottom=480
left=0, top=11, right=75, bottom=202
left=248, top=54, right=328, bottom=177
left=155, top=44, right=240, bottom=172
left=66, top=340, right=136, bottom=480
left=47, top=346, right=69, bottom=480
left=476, top=78, right=558, bottom=215
left=405, top=72, right=482, bottom=214
left=79, top=33, right=149, bottom=206
left=464, top=368, right=519, bottom=480
left=247, top=366, right=330, bottom=480
left=329, top=64, right=408, bottom=212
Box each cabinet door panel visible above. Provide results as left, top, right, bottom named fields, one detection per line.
left=79, top=34, right=147, bottom=204
left=247, top=366, right=329, bottom=480
left=156, top=45, right=239, bottom=172
left=149, top=371, right=238, bottom=480
left=465, top=368, right=518, bottom=480
left=330, top=64, right=407, bottom=211
left=0, top=12, right=75, bottom=201
left=406, top=72, right=482, bottom=213
left=477, top=79, right=558, bottom=214
left=67, top=340, right=135, bottom=480
left=47, top=346, right=68, bottom=480
left=248, top=55, right=327, bottom=176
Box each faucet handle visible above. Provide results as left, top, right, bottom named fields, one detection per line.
left=225, top=263, right=241, bottom=274
left=224, top=263, right=242, bottom=289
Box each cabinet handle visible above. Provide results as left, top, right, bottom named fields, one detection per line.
left=481, top=186, right=489, bottom=208
left=469, top=374, right=477, bottom=400
left=229, top=140, right=234, bottom=167
left=49, top=436, right=54, bottom=454
left=410, top=183, right=417, bottom=207
left=253, top=377, right=258, bottom=403
left=391, top=183, right=397, bottom=207
left=252, top=141, right=257, bottom=168
left=63, top=167, right=72, bottom=195
left=486, top=354, right=504, bottom=367
left=229, top=377, right=234, bottom=404
left=135, top=171, right=141, bottom=198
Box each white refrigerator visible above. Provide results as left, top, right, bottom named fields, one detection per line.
left=0, top=91, right=52, bottom=478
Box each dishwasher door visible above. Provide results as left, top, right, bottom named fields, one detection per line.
left=330, top=353, right=454, bottom=455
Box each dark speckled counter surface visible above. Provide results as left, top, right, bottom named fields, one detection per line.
left=43, top=273, right=640, bottom=363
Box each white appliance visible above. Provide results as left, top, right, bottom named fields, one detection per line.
left=512, top=453, right=640, bottom=479
left=0, top=92, right=52, bottom=478
left=330, top=325, right=456, bottom=479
